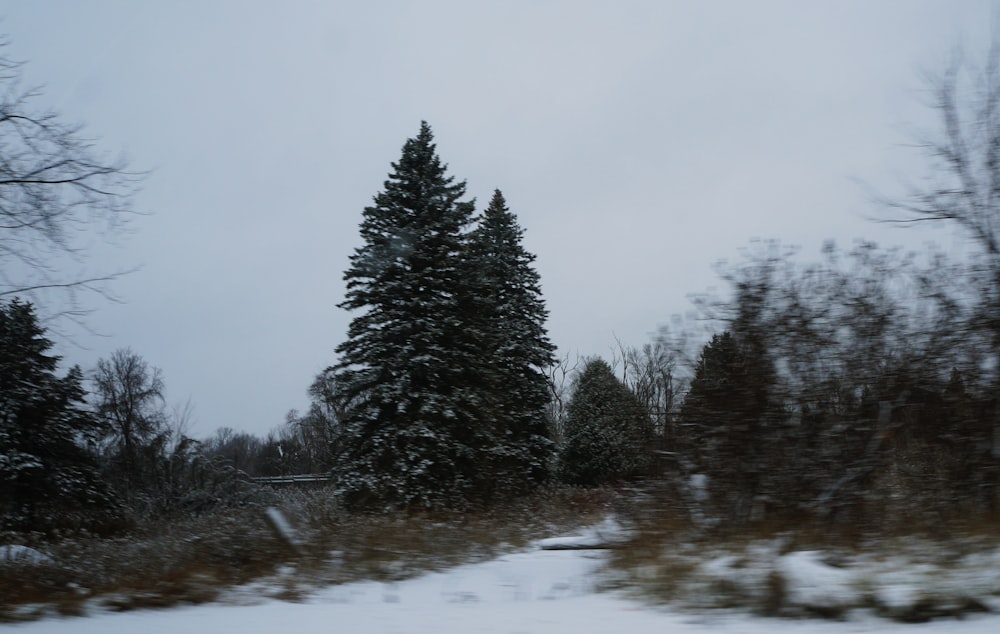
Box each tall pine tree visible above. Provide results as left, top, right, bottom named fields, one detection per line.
left=469, top=190, right=556, bottom=490
left=332, top=122, right=498, bottom=509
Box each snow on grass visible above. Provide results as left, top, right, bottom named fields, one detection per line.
left=779, top=550, right=857, bottom=612
left=612, top=531, right=1000, bottom=622
left=10, top=523, right=1000, bottom=634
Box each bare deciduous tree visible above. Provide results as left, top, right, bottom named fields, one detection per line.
left=885, top=44, right=1000, bottom=254
left=92, top=348, right=166, bottom=489
left=0, top=37, right=141, bottom=330
left=612, top=336, right=684, bottom=443
left=544, top=352, right=580, bottom=445
left=883, top=42, right=1000, bottom=469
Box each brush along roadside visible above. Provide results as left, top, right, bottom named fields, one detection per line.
left=0, top=485, right=616, bottom=623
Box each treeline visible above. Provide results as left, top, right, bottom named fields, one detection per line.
left=0, top=121, right=555, bottom=531
left=7, top=43, right=1000, bottom=537
left=299, top=117, right=1000, bottom=529
left=6, top=116, right=1000, bottom=537
left=0, top=302, right=270, bottom=534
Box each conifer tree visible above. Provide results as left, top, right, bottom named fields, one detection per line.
left=0, top=299, right=122, bottom=533
left=332, top=122, right=497, bottom=508
left=558, top=358, right=651, bottom=486
left=679, top=330, right=775, bottom=521
left=680, top=332, right=767, bottom=429
left=469, top=190, right=556, bottom=489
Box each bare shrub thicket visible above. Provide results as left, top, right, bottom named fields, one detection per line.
left=644, top=239, right=1000, bottom=531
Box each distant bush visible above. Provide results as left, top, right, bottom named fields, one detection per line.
left=558, top=358, right=652, bottom=485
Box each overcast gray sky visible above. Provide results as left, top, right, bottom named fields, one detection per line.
left=0, top=1, right=993, bottom=439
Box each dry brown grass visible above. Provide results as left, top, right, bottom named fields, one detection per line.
left=0, top=484, right=616, bottom=622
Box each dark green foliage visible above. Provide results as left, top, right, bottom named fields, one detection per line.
left=332, top=122, right=500, bottom=509
left=681, top=332, right=770, bottom=430
left=332, top=127, right=557, bottom=508
left=678, top=330, right=776, bottom=522
left=469, top=190, right=556, bottom=491
left=558, top=358, right=651, bottom=485
left=0, top=299, right=123, bottom=534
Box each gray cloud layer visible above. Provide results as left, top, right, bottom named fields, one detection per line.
left=0, top=0, right=991, bottom=437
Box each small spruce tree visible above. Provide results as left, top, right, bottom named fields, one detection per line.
left=679, top=330, right=775, bottom=522
left=558, top=358, right=651, bottom=486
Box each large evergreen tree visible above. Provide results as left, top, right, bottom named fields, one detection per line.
left=0, top=299, right=122, bottom=533
left=332, top=122, right=498, bottom=508
left=469, top=190, right=556, bottom=490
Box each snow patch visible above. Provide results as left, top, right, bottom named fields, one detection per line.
left=779, top=550, right=858, bottom=611
left=537, top=517, right=630, bottom=550
left=0, top=544, right=51, bottom=563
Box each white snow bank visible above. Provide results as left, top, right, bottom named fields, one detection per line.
left=780, top=550, right=857, bottom=611
left=0, top=544, right=51, bottom=564
left=537, top=516, right=630, bottom=550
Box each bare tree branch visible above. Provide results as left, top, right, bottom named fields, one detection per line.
left=0, top=36, right=144, bottom=333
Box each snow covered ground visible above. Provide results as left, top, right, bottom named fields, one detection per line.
left=11, top=523, right=1000, bottom=633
